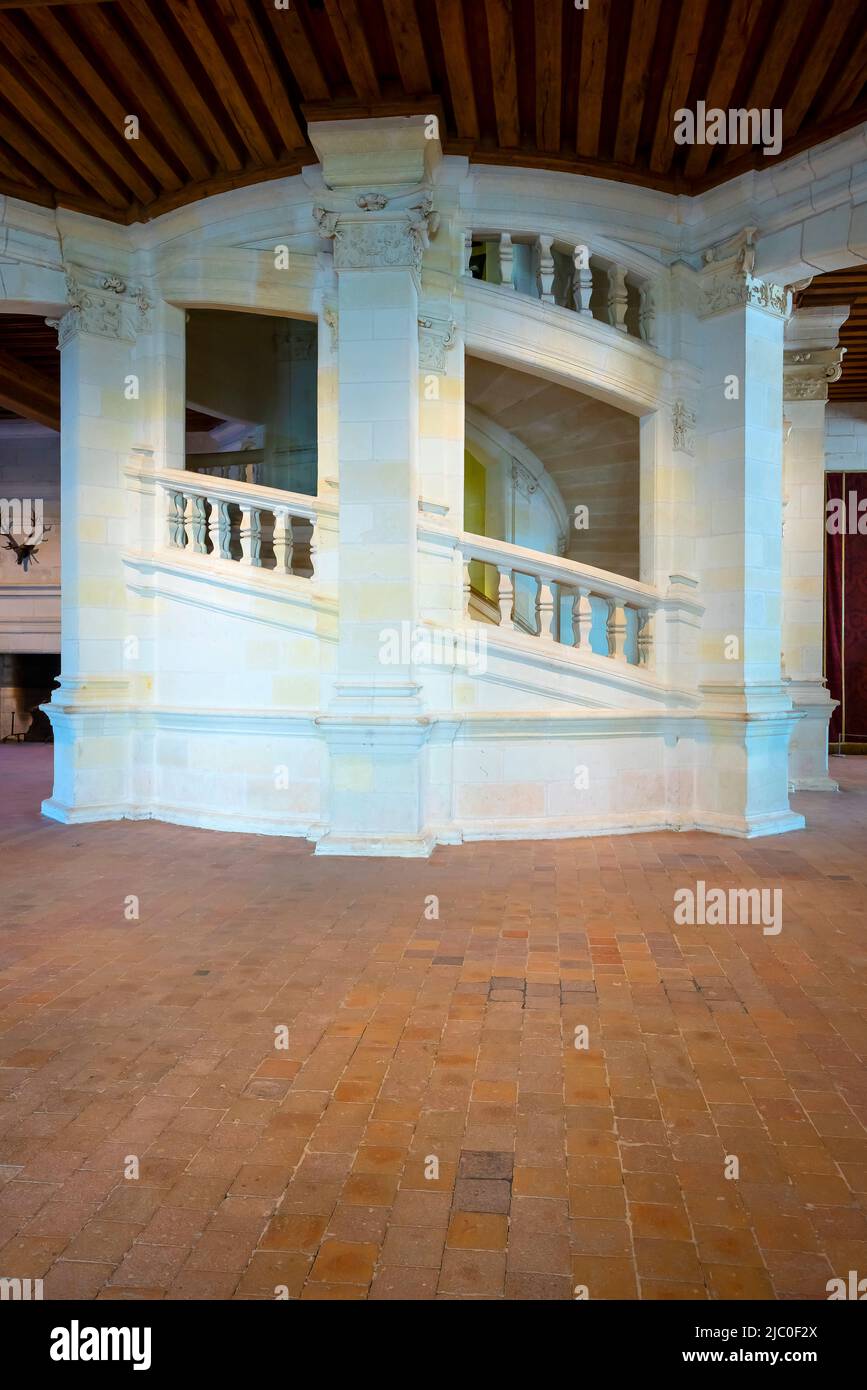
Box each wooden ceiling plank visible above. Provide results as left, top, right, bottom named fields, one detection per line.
left=535, top=0, right=562, bottom=156
left=264, top=0, right=331, bottom=103
left=166, top=0, right=278, bottom=166
left=722, top=0, right=809, bottom=161
left=215, top=0, right=305, bottom=153
left=0, top=108, right=85, bottom=196
left=818, top=27, right=867, bottom=118
left=649, top=0, right=710, bottom=174
left=782, top=0, right=860, bottom=138
left=0, top=61, right=127, bottom=208
left=0, top=349, right=59, bottom=431
left=323, top=0, right=381, bottom=105
left=614, top=0, right=663, bottom=167
left=382, top=0, right=432, bottom=96
left=576, top=0, right=610, bottom=159
left=74, top=3, right=213, bottom=183
left=683, top=0, right=766, bottom=180
left=434, top=0, right=480, bottom=141
left=483, top=0, right=520, bottom=148
left=0, top=12, right=156, bottom=205
left=30, top=7, right=183, bottom=192
left=121, top=0, right=242, bottom=173
left=0, top=136, right=40, bottom=188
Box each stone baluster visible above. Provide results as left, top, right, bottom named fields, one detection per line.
left=463, top=229, right=474, bottom=277
left=208, top=498, right=231, bottom=559
left=606, top=599, right=628, bottom=660
left=636, top=607, right=653, bottom=668
left=639, top=282, right=655, bottom=346
left=497, top=566, right=515, bottom=630
left=537, top=234, right=555, bottom=303
left=607, top=266, right=628, bottom=333
left=290, top=515, right=315, bottom=578
left=571, top=587, right=593, bottom=649
left=190, top=494, right=208, bottom=553
left=239, top=506, right=262, bottom=567
left=573, top=244, right=593, bottom=316
left=463, top=559, right=472, bottom=614
left=535, top=578, right=558, bottom=639
left=167, top=489, right=187, bottom=548
left=273, top=509, right=291, bottom=573
left=498, top=232, right=514, bottom=290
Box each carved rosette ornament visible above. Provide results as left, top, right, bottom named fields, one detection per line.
left=47, top=270, right=152, bottom=348
left=783, top=346, right=845, bottom=402
left=313, top=187, right=439, bottom=282
left=698, top=228, right=790, bottom=320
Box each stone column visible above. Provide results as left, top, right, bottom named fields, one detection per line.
left=694, top=230, right=804, bottom=835
left=42, top=270, right=149, bottom=822
left=782, top=305, right=847, bottom=790
left=308, top=116, right=442, bottom=855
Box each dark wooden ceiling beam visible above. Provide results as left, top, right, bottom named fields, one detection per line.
left=683, top=0, right=765, bottom=181
left=323, top=0, right=381, bottom=105
left=819, top=27, right=867, bottom=118
left=0, top=11, right=156, bottom=206
left=264, top=1, right=330, bottom=104
left=382, top=0, right=432, bottom=97
left=649, top=0, right=709, bottom=174
left=781, top=0, right=859, bottom=141
left=0, top=49, right=130, bottom=207
left=615, top=0, right=663, bottom=167
left=434, top=0, right=480, bottom=141
left=535, top=0, right=562, bottom=156
left=165, top=0, right=278, bottom=166
left=216, top=0, right=305, bottom=154
left=722, top=0, right=809, bottom=164
left=73, top=2, right=213, bottom=183
left=483, top=0, right=520, bottom=149
left=30, top=6, right=183, bottom=193
left=0, top=349, right=59, bottom=432
left=576, top=0, right=610, bottom=160
left=122, top=0, right=243, bottom=174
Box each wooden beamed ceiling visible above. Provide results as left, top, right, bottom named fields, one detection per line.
left=799, top=267, right=867, bottom=403
left=0, top=1, right=864, bottom=222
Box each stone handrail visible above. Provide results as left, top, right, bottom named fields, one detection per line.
left=150, top=466, right=335, bottom=578
left=464, top=228, right=656, bottom=346
left=460, top=532, right=670, bottom=669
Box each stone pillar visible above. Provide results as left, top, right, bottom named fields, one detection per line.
left=42, top=270, right=149, bottom=822
left=694, top=231, right=804, bottom=835
left=782, top=305, right=847, bottom=790
left=308, top=116, right=442, bottom=855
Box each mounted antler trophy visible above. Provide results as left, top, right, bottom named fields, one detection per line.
left=1, top=526, right=52, bottom=573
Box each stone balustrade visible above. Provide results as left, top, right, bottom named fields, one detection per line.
left=464, top=228, right=656, bottom=345
left=155, top=469, right=327, bottom=579
left=461, top=532, right=662, bottom=669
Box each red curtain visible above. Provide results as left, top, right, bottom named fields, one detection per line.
left=825, top=471, right=867, bottom=746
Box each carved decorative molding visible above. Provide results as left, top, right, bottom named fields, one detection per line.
left=322, top=303, right=338, bottom=350
left=47, top=270, right=151, bottom=348
left=671, top=399, right=696, bottom=455
left=511, top=459, right=539, bottom=498
left=418, top=313, right=456, bottom=373
left=313, top=187, right=439, bottom=281
left=698, top=227, right=790, bottom=320
left=783, top=346, right=845, bottom=401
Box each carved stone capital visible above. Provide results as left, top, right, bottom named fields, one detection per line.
left=783, top=346, right=845, bottom=401
left=418, top=311, right=456, bottom=374
left=313, top=187, right=439, bottom=283
left=511, top=459, right=539, bottom=498
left=698, top=228, right=790, bottom=320
left=48, top=270, right=151, bottom=348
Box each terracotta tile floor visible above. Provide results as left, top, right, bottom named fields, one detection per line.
left=1, top=745, right=866, bottom=1301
